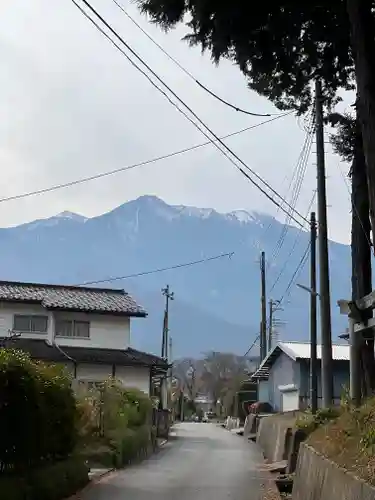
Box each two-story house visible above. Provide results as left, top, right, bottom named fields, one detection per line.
left=0, top=280, right=168, bottom=395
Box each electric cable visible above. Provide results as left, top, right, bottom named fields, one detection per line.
left=0, top=113, right=292, bottom=204
left=71, top=0, right=308, bottom=227
left=111, top=0, right=279, bottom=118
left=75, top=251, right=234, bottom=286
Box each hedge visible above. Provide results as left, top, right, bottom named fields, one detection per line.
left=0, top=349, right=78, bottom=473
left=0, top=456, right=89, bottom=500
left=82, top=425, right=156, bottom=468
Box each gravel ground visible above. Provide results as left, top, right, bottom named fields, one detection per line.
left=76, top=422, right=279, bottom=500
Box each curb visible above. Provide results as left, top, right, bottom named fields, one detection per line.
left=67, top=468, right=117, bottom=499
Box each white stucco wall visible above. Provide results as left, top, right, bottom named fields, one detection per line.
left=116, top=366, right=150, bottom=394
left=74, top=363, right=150, bottom=395
left=0, top=302, right=131, bottom=350
left=53, top=311, right=130, bottom=350
left=0, top=302, right=53, bottom=340
left=0, top=301, right=150, bottom=395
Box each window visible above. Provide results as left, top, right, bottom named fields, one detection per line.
left=55, top=319, right=90, bottom=338
left=13, top=314, right=48, bottom=333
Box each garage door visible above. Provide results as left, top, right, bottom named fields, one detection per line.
left=281, top=390, right=299, bottom=412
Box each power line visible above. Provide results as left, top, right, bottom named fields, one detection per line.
left=112, top=0, right=277, bottom=118
left=268, top=111, right=314, bottom=268
left=269, top=191, right=316, bottom=293
left=75, top=251, right=234, bottom=286
left=278, top=243, right=310, bottom=306
left=71, top=0, right=308, bottom=227
left=243, top=334, right=260, bottom=358
left=0, top=113, right=292, bottom=204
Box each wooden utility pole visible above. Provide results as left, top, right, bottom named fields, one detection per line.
left=315, top=79, right=333, bottom=407
left=351, top=113, right=372, bottom=401
left=310, top=212, right=318, bottom=414
left=260, top=251, right=267, bottom=360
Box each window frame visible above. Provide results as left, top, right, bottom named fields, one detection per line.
left=55, top=319, right=90, bottom=339
left=13, top=314, right=48, bottom=334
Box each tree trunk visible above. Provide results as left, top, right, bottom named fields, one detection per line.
left=347, top=0, right=375, bottom=244
left=351, top=114, right=374, bottom=396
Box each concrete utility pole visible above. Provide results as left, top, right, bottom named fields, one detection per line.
left=161, top=285, right=174, bottom=359
left=268, top=299, right=273, bottom=352
left=310, top=212, right=318, bottom=414
left=180, top=385, right=184, bottom=421
left=268, top=299, right=282, bottom=351
left=315, top=79, right=333, bottom=407
left=161, top=285, right=174, bottom=409
left=260, top=251, right=267, bottom=360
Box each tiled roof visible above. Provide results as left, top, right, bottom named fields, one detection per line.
left=0, top=338, right=167, bottom=369
left=0, top=280, right=146, bottom=317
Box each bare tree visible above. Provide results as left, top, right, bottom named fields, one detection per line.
left=173, top=358, right=202, bottom=401
left=200, top=352, right=248, bottom=411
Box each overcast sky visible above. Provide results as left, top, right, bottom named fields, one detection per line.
left=0, top=0, right=353, bottom=243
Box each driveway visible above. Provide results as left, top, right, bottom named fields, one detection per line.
left=78, top=423, right=273, bottom=500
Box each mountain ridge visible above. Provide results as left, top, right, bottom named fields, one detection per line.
left=0, top=195, right=351, bottom=357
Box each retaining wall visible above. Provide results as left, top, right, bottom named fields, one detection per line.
left=256, top=415, right=293, bottom=463
left=292, top=444, right=375, bottom=500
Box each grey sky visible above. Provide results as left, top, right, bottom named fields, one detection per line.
left=0, top=0, right=353, bottom=243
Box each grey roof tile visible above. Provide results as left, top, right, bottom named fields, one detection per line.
left=0, top=281, right=146, bottom=316
left=0, top=338, right=167, bottom=368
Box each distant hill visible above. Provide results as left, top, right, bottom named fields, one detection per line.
left=0, top=195, right=352, bottom=357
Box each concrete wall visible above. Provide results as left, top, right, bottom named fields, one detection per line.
left=0, top=301, right=131, bottom=350
left=268, top=352, right=300, bottom=411
left=256, top=414, right=294, bottom=463
left=292, top=444, right=375, bottom=500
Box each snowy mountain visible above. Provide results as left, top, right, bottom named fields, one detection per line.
left=0, top=195, right=351, bottom=357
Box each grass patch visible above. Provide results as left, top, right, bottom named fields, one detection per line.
left=295, top=407, right=341, bottom=435
left=307, top=397, right=375, bottom=485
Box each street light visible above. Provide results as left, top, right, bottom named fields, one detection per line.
left=296, top=283, right=320, bottom=297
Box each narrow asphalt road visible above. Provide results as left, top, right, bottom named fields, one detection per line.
left=79, top=423, right=273, bottom=500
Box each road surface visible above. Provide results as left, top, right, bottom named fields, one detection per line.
left=79, top=423, right=272, bottom=500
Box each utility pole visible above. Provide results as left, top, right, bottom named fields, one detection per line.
left=310, top=212, right=318, bottom=414
left=315, top=79, right=333, bottom=408
left=169, top=336, right=173, bottom=411
left=268, top=299, right=273, bottom=352
left=315, top=79, right=333, bottom=407
left=180, top=385, right=184, bottom=421
left=260, top=251, right=267, bottom=360
left=161, top=285, right=174, bottom=359
left=161, top=285, right=174, bottom=409
left=268, top=299, right=282, bottom=351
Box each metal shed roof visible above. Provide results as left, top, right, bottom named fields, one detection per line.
left=250, top=341, right=349, bottom=381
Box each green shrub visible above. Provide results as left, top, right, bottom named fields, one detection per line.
left=0, top=457, right=89, bottom=500
left=119, top=426, right=152, bottom=465
left=0, top=349, right=78, bottom=472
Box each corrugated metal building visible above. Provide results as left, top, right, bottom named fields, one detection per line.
left=250, top=342, right=350, bottom=412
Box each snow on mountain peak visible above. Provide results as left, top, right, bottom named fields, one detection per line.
left=227, top=210, right=254, bottom=224
left=173, top=205, right=216, bottom=219
left=55, top=211, right=87, bottom=222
